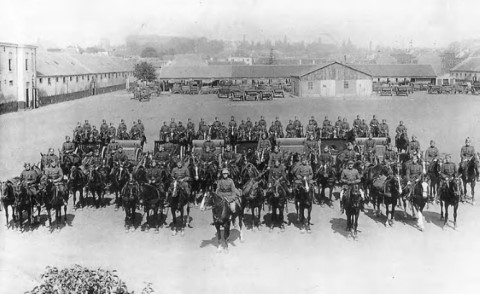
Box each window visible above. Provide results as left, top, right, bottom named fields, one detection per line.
left=56, top=77, right=59, bottom=82
left=25, top=59, right=28, bottom=70
left=82, top=75, right=84, bottom=80
left=9, top=80, right=13, bottom=86
left=48, top=78, right=51, bottom=85
left=76, top=76, right=79, bottom=82
left=87, top=75, right=90, bottom=81
left=307, top=81, right=313, bottom=90
left=8, top=53, right=13, bottom=71
left=63, top=77, right=66, bottom=83
left=344, top=81, right=349, bottom=89
left=39, top=78, right=43, bottom=84
left=70, top=76, right=73, bottom=81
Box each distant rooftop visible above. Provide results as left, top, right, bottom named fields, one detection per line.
left=352, top=64, right=437, bottom=78
left=451, top=57, right=480, bottom=72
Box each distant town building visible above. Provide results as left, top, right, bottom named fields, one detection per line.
left=0, top=42, right=37, bottom=113
left=450, top=57, right=480, bottom=82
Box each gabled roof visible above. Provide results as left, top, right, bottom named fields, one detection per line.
left=232, top=65, right=317, bottom=79
left=36, top=52, right=134, bottom=76
left=157, top=65, right=232, bottom=79
left=292, top=61, right=372, bottom=77
left=352, top=64, right=436, bottom=78
left=451, top=57, right=480, bottom=72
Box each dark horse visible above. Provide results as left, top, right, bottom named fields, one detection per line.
left=364, top=163, right=392, bottom=216
left=315, top=162, right=337, bottom=205
left=1, top=180, right=17, bottom=229
left=86, top=168, right=105, bottom=208
left=108, top=163, right=130, bottom=210
left=68, top=166, right=86, bottom=210
left=440, top=177, right=462, bottom=229
left=13, top=181, right=33, bottom=231
left=294, top=177, right=314, bottom=232
left=169, top=179, right=191, bottom=236
left=200, top=191, right=244, bottom=252
left=138, top=183, right=167, bottom=232
left=427, top=159, right=442, bottom=202
left=121, top=178, right=139, bottom=231
left=266, top=178, right=288, bottom=231
left=369, top=174, right=402, bottom=227
left=395, top=132, right=409, bottom=153
left=242, top=178, right=266, bottom=230
left=459, top=157, right=477, bottom=205
left=343, top=184, right=363, bottom=238
left=43, top=179, right=69, bottom=230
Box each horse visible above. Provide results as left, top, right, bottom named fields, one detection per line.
left=343, top=184, right=363, bottom=238
left=86, top=168, right=105, bottom=208
left=370, top=125, right=380, bottom=137
left=459, top=157, right=477, bottom=205
left=169, top=179, right=191, bottom=235
left=426, top=159, right=442, bottom=202
left=68, top=166, right=86, bottom=210
left=1, top=180, right=17, bottom=229
left=190, top=158, right=218, bottom=205
left=200, top=191, right=244, bottom=252
left=315, top=162, right=337, bottom=205
left=107, top=163, right=130, bottom=209
left=121, top=179, right=139, bottom=231
left=395, top=132, right=409, bottom=153
left=407, top=177, right=429, bottom=231
left=12, top=181, right=33, bottom=231
left=266, top=178, right=288, bottom=231
left=43, top=179, right=69, bottom=230
left=294, top=177, right=314, bottom=232
left=242, top=178, right=267, bottom=230
left=369, top=174, right=402, bottom=226
left=138, top=183, right=166, bottom=232
left=440, top=176, right=462, bottom=229
left=60, top=151, right=82, bottom=176
left=364, top=163, right=392, bottom=215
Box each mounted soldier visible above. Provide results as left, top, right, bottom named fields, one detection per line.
left=358, top=119, right=369, bottom=137
left=169, top=118, right=177, bottom=130
left=408, top=135, right=421, bottom=158
left=62, top=136, right=76, bottom=154
left=440, top=155, right=457, bottom=190
left=169, top=161, right=191, bottom=202
left=83, top=120, right=92, bottom=135
left=44, top=148, right=59, bottom=168
left=187, top=118, right=195, bottom=132
left=383, top=143, right=398, bottom=165
left=309, top=116, right=318, bottom=128
left=406, top=155, right=424, bottom=189
left=269, top=145, right=283, bottom=167
left=137, top=119, right=145, bottom=134
left=245, top=117, right=253, bottom=131
left=108, top=123, right=116, bottom=140
left=258, top=116, right=267, bottom=129
left=159, top=122, right=169, bottom=140
left=202, top=135, right=216, bottom=153
left=338, top=142, right=357, bottom=167
left=163, top=136, right=176, bottom=154
left=319, top=146, right=333, bottom=165
left=100, top=119, right=109, bottom=135
left=364, top=134, right=376, bottom=156
left=268, top=159, right=288, bottom=191
left=369, top=115, right=379, bottom=131
left=44, top=160, right=65, bottom=194
left=274, top=116, right=282, bottom=130
left=20, top=163, right=39, bottom=197
left=117, top=119, right=127, bottom=138
left=293, top=156, right=314, bottom=194
left=293, top=116, right=303, bottom=137
left=322, top=116, right=330, bottom=128
left=460, top=137, right=479, bottom=181
left=379, top=119, right=389, bottom=137
left=424, top=140, right=439, bottom=166
left=339, top=160, right=363, bottom=214
left=216, top=169, right=241, bottom=213
left=285, top=120, right=295, bottom=138
left=221, top=144, right=239, bottom=166
left=154, top=145, right=170, bottom=165
left=353, top=115, right=362, bottom=129
left=304, top=133, right=319, bottom=159
left=113, top=147, right=128, bottom=165
left=74, top=122, right=83, bottom=139
left=322, top=121, right=334, bottom=139
left=395, top=121, right=407, bottom=138
left=257, top=132, right=272, bottom=152
left=228, top=116, right=237, bottom=129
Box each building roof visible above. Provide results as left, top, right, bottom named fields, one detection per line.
left=352, top=64, right=437, bottom=78
left=36, top=52, right=134, bottom=77
left=0, top=42, right=37, bottom=49
left=157, top=65, right=317, bottom=80
left=292, top=61, right=372, bottom=77
left=451, top=57, right=480, bottom=73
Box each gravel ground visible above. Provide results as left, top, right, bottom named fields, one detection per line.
left=1, top=91, right=480, bottom=294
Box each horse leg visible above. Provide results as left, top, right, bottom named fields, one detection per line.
left=4, top=204, right=9, bottom=228
left=472, top=183, right=475, bottom=205
left=353, top=211, right=360, bottom=237
left=257, top=205, right=262, bottom=231
left=215, top=224, right=223, bottom=252
left=280, top=205, right=285, bottom=231
left=186, top=204, right=191, bottom=229
left=440, top=200, right=444, bottom=220
left=444, top=203, right=449, bottom=228
left=306, top=207, right=312, bottom=232
left=223, top=222, right=230, bottom=252
left=453, top=203, right=458, bottom=229
left=417, top=207, right=424, bottom=231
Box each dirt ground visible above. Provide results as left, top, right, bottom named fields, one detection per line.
left=1, top=91, right=480, bottom=294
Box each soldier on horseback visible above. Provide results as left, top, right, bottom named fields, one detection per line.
left=108, top=123, right=116, bottom=140
left=44, top=148, right=59, bottom=168
left=269, top=145, right=283, bottom=167
left=83, top=120, right=92, bottom=135
left=322, top=116, right=330, bottom=128
left=395, top=121, right=407, bottom=138
left=228, top=116, right=237, bottom=128
left=293, top=157, right=314, bottom=194
left=187, top=118, right=195, bottom=132
left=113, top=147, right=128, bottom=165
left=269, top=159, right=288, bottom=189
left=62, top=136, right=75, bottom=154
left=274, top=116, right=282, bottom=130
left=353, top=115, right=362, bottom=129
left=341, top=118, right=350, bottom=137
left=340, top=160, right=363, bottom=214
left=424, top=140, right=439, bottom=165
left=339, top=143, right=357, bottom=167
left=359, top=119, right=369, bottom=137
left=170, top=118, right=177, bottom=130
left=202, top=135, right=216, bottom=153
left=147, top=160, right=163, bottom=188
left=154, top=145, right=170, bottom=164
left=383, top=143, right=398, bottom=165
left=44, top=160, right=65, bottom=193
left=286, top=120, right=295, bottom=137
left=74, top=122, right=83, bottom=139
left=200, top=146, right=218, bottom=163
left=370, top=115, right=379, bottom=130
left=320, top=146, right=333, bottom=165
left=160, top=122, right=170, bottom=140
left=460, top=137, right=479, bottom=181
left=258, top=116, right=267, bottom=129
left=440, top=155, right=457, bottom=190
left=100, top=119, right=109, bottom=135
left=408, top=135, right=421, bottom=158
left=169, top=161, right=191, bottom=201
left=221, top=144, right=239, bottom=166
left=309, top=116, right=318, bottom=127
left=20, top=163, right=39, bottom=197
left=294, top=116, right=303, bottom=137
left=216, top=169, right=241, bottom=213
left=335, top=116, right=343, bottom=129
left=306, top=120, right=317, bottom=138
left=364, top=134, right=376, bottom=156
left=304, top=133, right=319, bottom=159
left=406, top=155, right=424, bottom=189
left=137, top=119, right=145, bottom=134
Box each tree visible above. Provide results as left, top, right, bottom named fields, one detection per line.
left=134, top=62, right=157, bottom=83
left=140, top=47, right=158, bottom=58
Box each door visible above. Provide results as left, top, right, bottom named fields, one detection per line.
left=26, top=82, right=30, bottom=108
left=320, top=80, right=335, bottom=97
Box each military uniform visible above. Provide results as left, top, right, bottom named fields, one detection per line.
left=245, top=120, right=253, bottom=130
left=319, top=152, right=333, bottom=165
left=228, top=120, right=237, bottom=128
left=359, top=123, right=369, bottom=135
left=383, top=149, right=398, bottom=163
left=269, top=151, right=283, bottom=166
left=460, top=145, right=476, bottom=161
left=258, top=119, right=267, bottom=128
left=364, top=138, right=376, bottom=154
left=108, top=126, right=116, bottom=138
left=45, top=165, right=65, bottom=192
left=340, top=168, right=361, bottom=184
left=424, top=146, right=439, bottom=163
left=408, top=140, right=421, bottom=156
left=74, top=125, right=83, bottom=135
left=44, top=154, right=59, bottom=167
left=187, top=121, right=195, bottom=131
left=306, top=124, right=316, bottom=134
left=62, top=141, right=76, bottom=153
left=341, top=121, right=350, bottom=131
left=335, top=119, right=343, bottom=129
left=322, top=119, right=330, bottom=128
left=171, top=165, right=191, bottom=195
left=286, top=123, right=295, bottom=137
left=163, top=142, right=176, bottom=154
left=323, top=124, right=334, bottom=137
left=379, top=123, right=389, bottom=135
left=177, top=125, right=186, bottom=134
left=216, top=178, right=239, bottom=202
left=353, top=118, right=362, bottom=128
left=294, top=164, right=313, bottom=188
left=396, top=125, right=407, bottom=135
left=340, top=149, right=356, bottom=163
left=441, top=162, right=457, bottom=179
left=137, top=122, right=145, bottom=134
left=293, top=119, right=302, bottom=129
left=147, top=166, right=164, bottom=186
left=370, top=118, right=379, bottom=128
left=200, top=151, right=217, bottom=163
left=100, top=122, right=109, bottom=134
left=169, top=121, right=178, bottom=129
left=406, top=162, right=423, bottom=182
left=274, top=120, right=282, bottom=129
left=222, top=150, right=238, bottom=162
left=83, top=122, right=92, bottom=133
left=154, top=150, right=170, bottom=163
left=269, top=165, right=287, bottom=184
left=257, top=138, right=272, bottom=151
left=160, top=125, right=170, bottom=138
left=309, top=119, right=318, bottom=127
left=118, top=122, right=127, bottom=135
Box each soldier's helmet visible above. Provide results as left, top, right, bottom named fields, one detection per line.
left=121, top=119, right=125, bottom=123
left=103, top=119, right=106, bottom=123
left=430, top=140, right=435, bottom=145
left=178, top=121, right=183, bottom=126
left=400, top=120, right=403, bottom=124
left=138, top=119, right=142, bottom=123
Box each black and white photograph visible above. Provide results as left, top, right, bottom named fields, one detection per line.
left=1, top=0, right=480, bottom=293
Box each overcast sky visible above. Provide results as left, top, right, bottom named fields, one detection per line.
left=2, top=0, right=480, bottom=48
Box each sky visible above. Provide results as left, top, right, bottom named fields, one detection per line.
left=2, top=0, right=480, bottom=49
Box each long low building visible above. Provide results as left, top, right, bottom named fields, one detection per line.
left=36, top=52, right=135, bottom=106
left=353, top=64, right=437, bottom=84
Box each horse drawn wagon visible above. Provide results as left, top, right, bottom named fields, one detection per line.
left=427, top=85, right=443, bottom=94
left=395, top=85, right=409, bottom=96
left=243, top=87, right=259, bottom=101
left=257, top=85, right=274, bottom=100
left=273, top=84, right=285, bottom=98
left=116, top=140, right=143, bottom=164
left=380, top=86, right=393, bottom=96
left=191, top=140, right=224, bottom=157
left=154, top=140, right=184, bottom=159
left=76, top=141, right=107, bottom=157
left=230, top=86, right=245, bottom=101
left=276, top=138, right=307, bottom=155
left=235, top=140, right=259, bottom=154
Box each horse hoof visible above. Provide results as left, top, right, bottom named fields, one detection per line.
left=300, top=229, right=305, bottom=234
left=306, top=228, right=311, bottom=234
left=269, top=227, right=273, bottom=233
left=171, top=230, right=177, bottom=236
left=217, top=247, right=222, bottom=253
left=181, top=230, right=185, bottom=236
